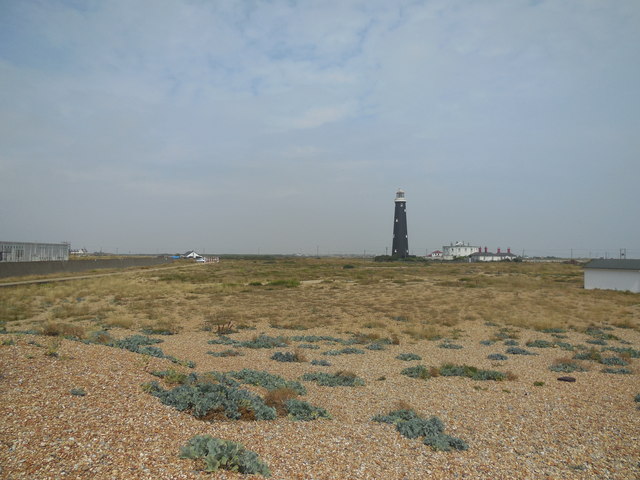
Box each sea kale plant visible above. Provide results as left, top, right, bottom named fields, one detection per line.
left=179, top=435, right=271, bottom=476
left=372, top=409, right=468, bottom=452
left=396, top=353, right=422, bottom=361
left=301, top=371, right=365, bottom=387
left=228, top=369, right=307, bottom=395
left=145, top=377, right=277, bottom=421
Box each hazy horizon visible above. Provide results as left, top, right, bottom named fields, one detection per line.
left=2, top=1, right=639, bottom=258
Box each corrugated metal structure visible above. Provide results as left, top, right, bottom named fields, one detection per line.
left=584, top=259, right=640, bottom=293
left=0, top=241, right=70, bottom=262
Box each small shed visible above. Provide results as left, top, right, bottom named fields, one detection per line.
left=583, top=259, right=640, bottom=293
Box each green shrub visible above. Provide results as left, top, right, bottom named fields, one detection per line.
left=297, top=343, right=320, bottom=349
left=479, top=340, right=495, bottom=346
left=541, top=328, right=566, bottom=333
left=573, top=349, right=602, bottom=362
left=600, top=356, right=628, bottom=366
left=503, top=339, right=519, bottom=346
left=439, top=363, right=506, bottom=381
left=372, top=409, right=468, bottom=452
left=396, top=353, right=422, bottom=361
left=207, top=349, right=244, bottom=357
left=487, top=353, right=508, bottom=361
left=69, top=388, right=86, bottom=396
left=112, top=334, right=163, bottom=351
left=228, top=369, right=306, bottom=395
left=267, top=279, right=300, bottom=288
left=586, top=338, right=607, bottom=346
left=601, top=367, right=632, bottom=375
left=634, top=394, right=640, bottom=403
left=271, top=351, right=305, bottom=362
left=146, top=379, right=276, bottom=421
left=602, top=346, right=640, bottom=358
left=401, top=365, right=432, bottom=380
left=284, top=398, right=331, bottom=421
left=207, top=335, right=240, bottom=346
left=290, top=335, right=346, bottom=344
left=505, top=347, right=536, bottom=355
left=310, top=359, right=331, bottom=366
left=526, top=339, right=554, bottom=348
left=438, top=342, right=463, bottom=349
left=241, top=335, right=289, bottom=349
left=301, top=371, right=365, bottom=387
left=323, top=347, right=365, bottom=356
left=366, top=343, right=386, bottom=351
left=549, top=362, right=587, bottom=373
left=151, top=369, right=189, bottom=385
left=179, top=435, right=270, bottom=476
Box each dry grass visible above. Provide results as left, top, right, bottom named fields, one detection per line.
left=1, top=258, right=638, bottom=339
left=264, top=387, right=300, bottom=416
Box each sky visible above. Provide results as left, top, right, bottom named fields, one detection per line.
left=1, top=0, right=639, bottom=257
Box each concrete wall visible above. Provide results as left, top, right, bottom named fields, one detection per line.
left=0, top=257, right=174, bottom=279
left=584, top=269, right=640, bottom=293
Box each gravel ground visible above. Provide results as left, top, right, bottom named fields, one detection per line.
left=1, top=321, right=639, bottom=479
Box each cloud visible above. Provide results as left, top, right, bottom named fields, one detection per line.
left=1, top=0, right=639, bottom=254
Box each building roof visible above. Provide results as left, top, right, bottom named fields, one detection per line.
left=584, top=259, right=640, bottom=270
left=469, top=251, right=516, bottom=258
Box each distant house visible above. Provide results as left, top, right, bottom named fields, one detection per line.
left=584, top=259, right=640, bottom=293
left=427, top=250, right=443, bottom=259
left=442, top=241, right=481, bottom=260
left=183, top=251, right=203, bottom=260
left=470, top=247, right=518, bottom=262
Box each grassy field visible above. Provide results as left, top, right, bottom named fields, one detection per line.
left=1, top=257, right=639, bottom=479
left=2, top=257, right=638, bottom=338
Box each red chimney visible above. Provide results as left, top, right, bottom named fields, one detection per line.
left=484, top=247, right=488, bottom=253
left=497, top=248, right=501, bottom=254
left=507, top=248, right=511, bottom=254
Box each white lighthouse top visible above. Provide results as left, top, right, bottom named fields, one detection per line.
left=395, top=189, right=406, bottom=202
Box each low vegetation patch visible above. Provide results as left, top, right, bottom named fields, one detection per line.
left=401, top=363, right=510, bottom=381
left=601, top=367, right=632, bottom=375
left=145, top=377, right=277, bottom=421
left=323, top=347, right=365, bottom=356
left=310, top=359, right=331, bottom=366
left=271, top=350, right=307, bottom=363
left=401, top=365, right=433, bottom=380
left=549, top=359, right=588, bottom=373
left=525, top=339, right=554, bottom=349
left=228, top=369, right=306, bottom=395
left=487, top=353, right=508, bottom=361
left=372, top=409, right=468, bottom=452
left=207, top=349, right=244, bottom=357
left=301, top=371, right=365, bottom=387
left=179, top=435, right=271, bottom=476
left=505, top=347, right=537, bottom=356
left=438, top=363, right=508, bottom=381
left=396, top=353, right=422, bottom=361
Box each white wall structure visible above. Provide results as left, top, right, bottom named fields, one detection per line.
left=0, top=241, right=69, bottom=262
left=584, top=259, right=640, bottom=293
left=442, top=241, right=481, bottom=260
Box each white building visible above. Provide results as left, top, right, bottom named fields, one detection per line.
left=469, top=247, right=517, bottom=262
left=0, top=241, right=69, bottom=262
left=442, top=241, right=481, bottom=260
left=584, top=259, right=640, bottom=293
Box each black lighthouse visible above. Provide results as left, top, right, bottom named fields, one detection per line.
left=392, top=189, right=409, bottom=258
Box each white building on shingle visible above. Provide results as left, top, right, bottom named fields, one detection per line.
left=442, top=241, right=481, bottom=260
left=584, top=259, right=640, bottom=293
